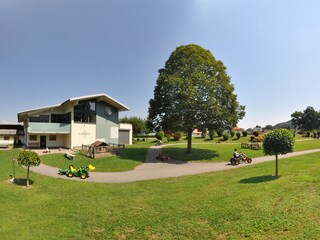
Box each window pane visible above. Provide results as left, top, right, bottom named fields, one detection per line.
left=74, top=100, right=96, bottom=123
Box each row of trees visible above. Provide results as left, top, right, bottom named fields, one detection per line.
left=291, top=106, right=320, bottom=131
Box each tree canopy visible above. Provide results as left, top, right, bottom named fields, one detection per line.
left=148, top=44, right=245, bottom=153
left=263, top=128, right=295, bottom=176
left=291, top=106, right=320, bottom=131
left=120, top=116, right=149, bottom=135
left=17, top=150, right=41, bottom=187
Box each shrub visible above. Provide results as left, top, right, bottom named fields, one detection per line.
left=230, top=131, right=235, bottom=137
left=201, top=131, right=207, bottom=138
left=217, top=130, right=223, bottom=137
left=255, top=136, right=264, bottom=142
left=222, top=133, right=229, bottom=141
left=166, top=134, right=171, bottom=142
left=208, top=130, right=214, bottom=140
left=306, top=131, right=311, bottom=137
left=253, top=131, right=259, bottom=137
left=172, top=132, right=182, bottom=141
left=155, top=131, right=164, bottom=141
left=236, top=132, right=241, bottom=139
left=250, top=136, right=255, bottom=142
left=242, top=131, right=248, bottom=137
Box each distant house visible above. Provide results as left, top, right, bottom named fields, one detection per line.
left=17, top=93, right=129, bottom=149
left=0, top=124, right=24, bottom=146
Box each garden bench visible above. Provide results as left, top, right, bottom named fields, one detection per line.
left=0, top=145, right=9, bottom=149
left=65, top=152, right=76, bottom=160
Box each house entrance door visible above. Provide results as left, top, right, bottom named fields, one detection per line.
left=40, top=136, right=46, bottom=148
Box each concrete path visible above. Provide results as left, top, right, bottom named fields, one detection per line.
left=29, top=147, right=320, bottom=183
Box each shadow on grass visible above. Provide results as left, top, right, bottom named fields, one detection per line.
left=239, top=175, right=280, bottom=184
left=163, top=148, right=219, bottom=161
left=119, top=147, right=150, bottom=163
left=12, top=178, right=34, bottom=186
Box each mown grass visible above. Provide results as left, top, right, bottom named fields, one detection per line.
left=1, top=148, right=320, bottom=239
left=163, top=139, right=320, bottom=162
left=41, top=140, right=154, bottom=171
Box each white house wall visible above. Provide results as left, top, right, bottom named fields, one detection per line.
left=0, top=136, right=14, bottom=145
left=71, top=123, right=96, bottom=148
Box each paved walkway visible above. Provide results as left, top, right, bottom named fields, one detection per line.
left=29, top=147, right=320, bottom=183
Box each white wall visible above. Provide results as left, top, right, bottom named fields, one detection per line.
left=0, top=136, right=14, bottom=145
left=71, top=123, right=96, bottom=148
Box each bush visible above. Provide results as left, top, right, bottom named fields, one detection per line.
left=166, top=134, right=171, bottom=142
left=253, top=131, right=259, bottom=137
left=217, top=130, right=223, bottom=137
left=155, top=131, right=164, bottom=141
left=201, top=131, right=207, bottom=138
left=250, top=136, right=255, bottom=142
left=306, top=131, right=311, bottom=137
left=313, top=132, right=317, bottom=139
left=208, top=130, right=214, bottom=140
left=236, top=132, right=241, bottom=139
left=172, top=132, right=182, bottom=141
left=242, top=131, right=248, bottom=137
left=255, top=136, right=264, bottom=142
left=230, top=131, right=235, bottom=137
left=222, top=133, right=229, bottom=141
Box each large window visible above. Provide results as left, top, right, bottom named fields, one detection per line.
left=49, top=135, right=56, bottom=141
left=29, top=115, right=49, bottom=123
left=51, top=112, right=71, bottom=123
left=74, top=100, right=96, bottom=123
left=29, top=135, right=37, bottom=141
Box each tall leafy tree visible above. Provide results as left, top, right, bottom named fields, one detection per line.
left=263, top=128, right=295, bottom=176
left=120, top=116, right=149, bottom=135
left=17, top=150, right=41, bottom=188
left=291, top=106, right=320, bottom=131
left=148, top=44, right=245, bottom=153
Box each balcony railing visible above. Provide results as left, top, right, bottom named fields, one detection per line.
left=28, top=123, right=70, bottom=134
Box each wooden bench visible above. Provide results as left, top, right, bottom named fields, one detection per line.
left=65, top=152, right=76, bottom=160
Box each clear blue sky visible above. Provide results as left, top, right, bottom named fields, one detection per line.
left=1, top=0, right=320, bottom=129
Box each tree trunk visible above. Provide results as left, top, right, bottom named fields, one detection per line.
left=187, top=128, right=192, bottom=154
left=26, top=166, right=30, bottom=188
left=275, top=154, right=278, bottom=176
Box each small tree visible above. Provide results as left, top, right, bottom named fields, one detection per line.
left=172, top=132, right=182, bottom=141
left=222, top=133, right=230, bottom=141
left=166, top=134, right=171, bottom=142
left=17, top=150, right=41, bottom=187
left=236, top=132, right=241, bottom=139
left=155, top=131, right=164, bottom=141
left=263, top=128, right=295, bottom=176
left=230, top=131, right=235, bottom=138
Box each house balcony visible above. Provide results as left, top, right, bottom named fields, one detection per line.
left=27, top=123, right=71, bottom=134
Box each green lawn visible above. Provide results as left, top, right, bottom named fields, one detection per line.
left=1, top=147, right=320, bottom=239
left=163, top=139, right=320, bottom=162
left=41, top=140, right=154, bottom=171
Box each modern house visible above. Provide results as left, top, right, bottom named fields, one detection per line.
left=17, top=94, right=130, bottom=149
